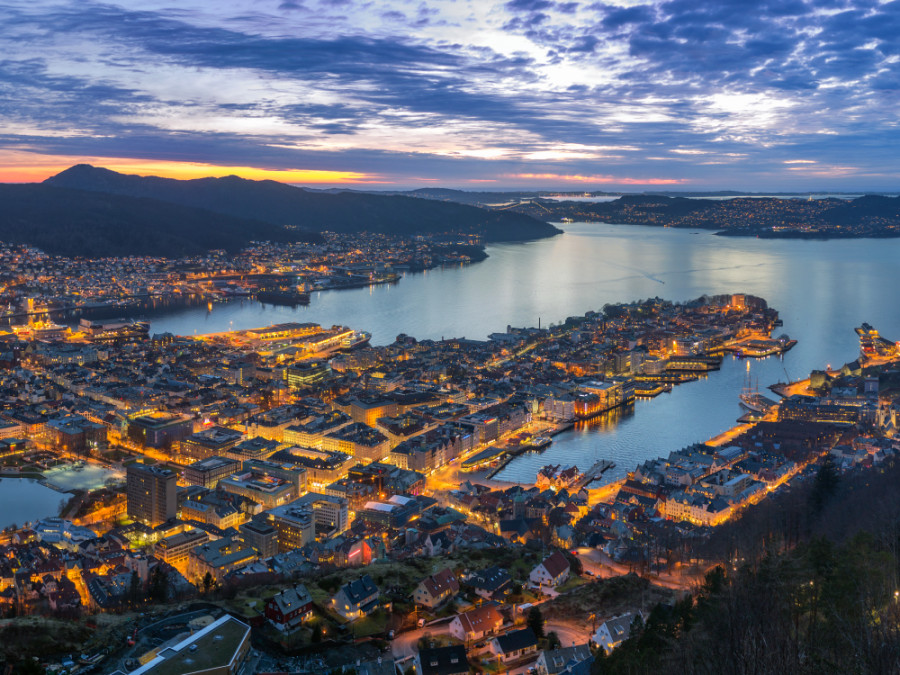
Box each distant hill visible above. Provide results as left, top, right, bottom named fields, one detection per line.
left=45, top=165, right=560, bottom=242
left=0, top=184, right=322, bottom=257
left=502, top=193, right=900, bottom=238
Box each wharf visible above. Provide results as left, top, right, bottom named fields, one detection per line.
left=573, top=459, right=615, bottom=490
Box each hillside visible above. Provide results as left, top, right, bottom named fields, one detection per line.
left=0, top=184, right=321, bottom=257
left=505, top=193, right=900, bottom=237
left=45, top=165, right=560, bottom=242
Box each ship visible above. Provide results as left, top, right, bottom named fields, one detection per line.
left=740, top=364, right=776, bottom=414
left=529, top=435, right=552, bottom=449
left=341, top=330, right=372, bottom=351
left=256, top=289, right=310, bottom=306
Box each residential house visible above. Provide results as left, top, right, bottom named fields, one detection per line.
left=449, top=604, right=504, bottom=643
left=265, top=584, right=314, bottom=631
left=332, top=574, right=380, bottom=621
left=592, top=612, right=641, bottom=655
left=468, top=565, right=512, bottom=601
left=414, top=568, right=460, bottom=609
left=536, top=644, right=594, bottom=675
left=490, top=627, right=538, bottom=663
left=417, top=645, right=470, bottom=675
left=529, top=551, right=570, bottom=588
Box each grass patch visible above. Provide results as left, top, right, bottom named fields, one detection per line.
left=541, top=573, right=674, bottom=624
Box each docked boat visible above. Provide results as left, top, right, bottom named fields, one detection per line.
left=740, top=366, right=777, bottom=413
left=529, top=435, right=552, bottom=449
left=256, top=289, right=310, bottom=306
left=341, top=330, right=372, bottom=351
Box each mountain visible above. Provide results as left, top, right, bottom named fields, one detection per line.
left=0, top=184, right=321, bottom=257
left=45, top=165, right=560, bottom=242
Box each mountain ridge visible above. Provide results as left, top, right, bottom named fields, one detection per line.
left=44, top=164, right=560, bottom=242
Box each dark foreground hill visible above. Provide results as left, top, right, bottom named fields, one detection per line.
left=0, top=184, right=322, bottom=257
left=45, top=165, right=560, bottom=242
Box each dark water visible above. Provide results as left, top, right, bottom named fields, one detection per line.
left=0, top=478, right=67, bottom=530
left=24, top=224, right=891, bottom=491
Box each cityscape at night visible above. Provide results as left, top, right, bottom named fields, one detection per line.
left=1, top=1, right=900, bottom=675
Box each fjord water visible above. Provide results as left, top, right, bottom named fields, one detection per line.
left=146, top=223, right=900, bottom=484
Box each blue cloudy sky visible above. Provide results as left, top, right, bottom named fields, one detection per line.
left=1, top=0, right=898, bottom=189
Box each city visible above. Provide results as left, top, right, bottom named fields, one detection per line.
left=0, top=286, right=897, bottom=674
left=3, top=0, right=900, bottom=674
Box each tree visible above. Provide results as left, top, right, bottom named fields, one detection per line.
left=149, top=566, right=169, bottom=603
left=547, top=631, right=561, bottom=649
left=128, top=571, right=142, bottom=607
left=202, top=571, right=214, bottom=594
left=527, top=606, right=545, bottom=638
left=810, top=454, right=840, bottom=514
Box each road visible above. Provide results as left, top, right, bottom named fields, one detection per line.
left=391, top=618, right=452, bottom=660
left=576, top=548, right=696, bottom=591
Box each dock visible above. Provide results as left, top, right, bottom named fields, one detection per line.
left=573, top=459, right=615, bottom=490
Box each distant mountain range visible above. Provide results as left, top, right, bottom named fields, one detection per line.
left=489, top=193, right=900, bottom=238
left=28, top=165, right=558, bottom=255
left=0, top=183, right=321, bottom=258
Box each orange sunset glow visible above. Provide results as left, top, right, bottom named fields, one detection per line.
left=0, top=153, right=382, bottom=184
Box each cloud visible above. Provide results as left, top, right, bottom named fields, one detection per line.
left=0, top=0, right=898, bottom=189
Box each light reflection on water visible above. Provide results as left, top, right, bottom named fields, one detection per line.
left=46, top=223, right=900, bottom=487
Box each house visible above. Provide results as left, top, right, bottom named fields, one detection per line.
left=529, top=551, right=570, bottom=588
left=536, top=644, right=594, bottom=675
left=490, top=627, right=538, bottom=663
left=414, top=568, right=460, bottom=609
left=449, top=604, right=504, bottom=643
left=592, top=612, right=641, bottom=655
left=332, top=574, right=379, bottom=621
left=417, top=645, right=469, bottom=675
left=468, top=565, right=512, bottom=601
left=265, top=584, right=313, bottom=631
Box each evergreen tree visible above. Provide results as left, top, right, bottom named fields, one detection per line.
left=527, top=606, right=545, bottom=638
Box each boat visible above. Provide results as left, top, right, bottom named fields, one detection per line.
left=529, top=435, right=552, bottom=449
left=256, top=289, right=310, bottom=306
left=740, top=364, right=776, bottom=413
left=341, top=330, right=372, bottom=351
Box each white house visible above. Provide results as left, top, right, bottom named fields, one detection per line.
left=529, top=551, right=570, bottom=587
left=592, top=612, right=641, bottom=655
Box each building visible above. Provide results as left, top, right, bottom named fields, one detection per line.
left=265, top=503, right=316, bottom=551
left=180, top=426, right=244, bottom=461
left=239, top=520, right=279, bottom=558
left=535, top=644, right=594, bottom=675
left=273, top=447, right=354, bottom=488
left=155, top=529, right=210, bottom=570
left=469, top=565, right=512, bottom=601
left=187, top=537, right=258, bottom=583
left=413, top=568, right=460, bottom=609
left=332, top=574, right=379, bottom=621
left=225, top=436, right=281, bottom=461
left=322, top=423, right=390, bottom=463
left=127, top=413, right=194, bottom=449
left=592, top=612, right=641, bottom=655
left=46, top=415, right=106, bottom=455
left=241, top=458, right=307, bottom=494
left=416, top=646, right=470, bottom=675
left=126, top=463, right=176, bottom=527
left=265, top=584, right=314, bottom=631
left=290, top=492, right=350, bottom=537
left=490, top=627, right=538, bottom=663
left=183, top=456, right=241, bottom=489
left=120, top=614, right=250, bottom=675
left=529, top=551, right=570, bottom=588
left=218, top=471, right=296, bottom=509
left=449, top=604, right=504, bottom=643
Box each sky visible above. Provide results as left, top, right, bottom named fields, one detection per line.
left=1, top=0, right=898, bottom=190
